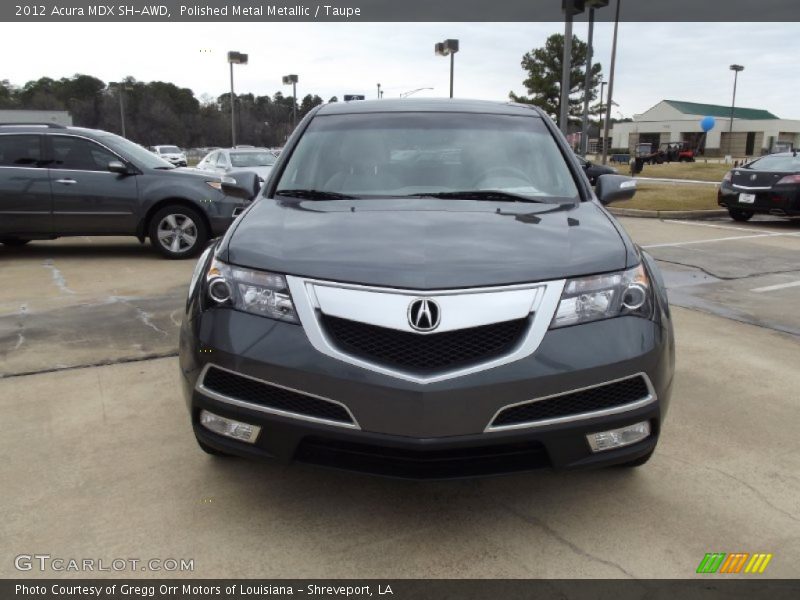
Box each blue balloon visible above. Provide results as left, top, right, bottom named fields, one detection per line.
left=700, top=116, right=715, bottom=132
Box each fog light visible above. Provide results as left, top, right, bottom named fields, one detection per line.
left=587, top=421, right=650, bottom=453
left=200, top=410, right=260, bottom=443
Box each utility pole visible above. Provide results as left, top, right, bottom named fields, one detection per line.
left=580, top=1, right=609, bottom=154
left=728, top=64, right=744, bottom=156
left=601, top=0, right=621, bottom=165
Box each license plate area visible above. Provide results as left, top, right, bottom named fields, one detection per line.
left=739, top=193, right=756, bottom=204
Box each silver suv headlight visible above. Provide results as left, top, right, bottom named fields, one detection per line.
left=204, top=257, right=298, bottom=323
left=550, top=264, right=652, bottom=329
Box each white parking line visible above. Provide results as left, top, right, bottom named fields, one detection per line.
left=750, top=280, right=800, bottom=293
left=641, top=232, right=800, bottom=249
left=661, top=219, right=765, bottom=233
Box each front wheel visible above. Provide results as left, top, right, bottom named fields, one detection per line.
left=728, top=208, right=754, bottom=222
left=149, top=205, right=208, bottom=259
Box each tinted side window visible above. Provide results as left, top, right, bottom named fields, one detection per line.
left=0, top=135, right=42, bottom=167
left=51, top=136, right=118, bottom=171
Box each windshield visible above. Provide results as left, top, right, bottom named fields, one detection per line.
left=158, top=145, right=181, bottom=154
left=275, top=112, right=579, bottom=201
left=100, top=135, right=174, bottom=169
left=230, top=151, right=277, bottom=167
left=747, top=154, right=800, bottom=172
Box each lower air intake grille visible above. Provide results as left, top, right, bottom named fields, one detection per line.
left=201, top=366, right=354, bottom=425
left=321, top=315, right=528, bottom=373
left=491, top=375, right=651, bottom=428
left=295, top=437, right=549, bottom=479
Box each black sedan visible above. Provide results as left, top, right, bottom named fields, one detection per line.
left=575, top=154, right=618, bottom=185
left=718, top=152, right=800, bottom=221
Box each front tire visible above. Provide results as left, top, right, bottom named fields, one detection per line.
left=149, top=205, right=208, bottom=259
left=729, top=208, right=754, bottom=222
left=0, top=238, right=30, bottom=247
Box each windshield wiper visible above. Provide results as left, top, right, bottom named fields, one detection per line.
left=276, top=189, right=359, bottom=200
left=404, top=190, right=549, bottom=203
left=153, top=165, right=175, bottom=170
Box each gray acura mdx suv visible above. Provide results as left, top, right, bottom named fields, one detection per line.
left=179, top=99, right=675, bottom=478
left=0, top=124, right=253, bottom=258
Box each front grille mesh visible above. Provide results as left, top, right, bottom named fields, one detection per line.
left=202, top=367, right=354, bottom=425
left=491, top=375, right=651, bottom=427
left=321, top=315, right=528, bottom=373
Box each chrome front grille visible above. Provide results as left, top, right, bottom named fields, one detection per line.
left=321, top=315, right=529, bottom=374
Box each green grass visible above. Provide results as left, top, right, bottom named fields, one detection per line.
left=633, top=161, right=731, bottom=182
left=610, top=182, right=720, bottom=211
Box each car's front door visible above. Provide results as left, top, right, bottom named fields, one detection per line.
left=46, top=134, right=140, bottom=234
left=0, top=133, right=52, bottom=236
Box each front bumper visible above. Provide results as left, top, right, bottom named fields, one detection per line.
left=179, top=308, right=674, bottom=478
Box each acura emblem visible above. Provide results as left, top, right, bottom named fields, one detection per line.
left=408, top=298, right=441, bottom=332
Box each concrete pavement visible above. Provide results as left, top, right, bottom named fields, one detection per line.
left=1, top=220, right=799, bottom=579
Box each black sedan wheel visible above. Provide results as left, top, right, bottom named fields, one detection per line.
left=728, top=208, right=754, bottom=222
left=149, top=205, right=208, bottom=259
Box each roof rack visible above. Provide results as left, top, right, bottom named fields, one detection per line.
left=0, top=122, right=68, bottom=128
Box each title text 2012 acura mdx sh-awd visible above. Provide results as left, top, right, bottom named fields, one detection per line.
left=0, top=124, right=254, bottom=258
left=179, top=99, right=675, bottom=478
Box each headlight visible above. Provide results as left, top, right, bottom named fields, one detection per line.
left=550, top=264, right=652, bottom=328
left=203, top=258, right=298, bottom=323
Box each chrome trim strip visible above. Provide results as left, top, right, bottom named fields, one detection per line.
left=484, top=372, right=657, bottom=432
left=731, top=185, right=771, bottom=191
left=287, top=275, right=566, bottom=385
left=195, top=363, right=361, bottom=430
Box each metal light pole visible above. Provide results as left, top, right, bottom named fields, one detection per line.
left=113, top=82, right=127, bottom=138
left=377, top=83, right=381, bottom=99
left=597, top=79, right=607, bottom=148
left=282, top=74, right=299, bottom=128
left=580, top=1, right=609, bottom=154
left=601, top=0, right=621, bottom=165
left=227, top=51, right=248, bottom=147
left=559, top=2, right=576, bottom=134
left=435, top=39, right=459, bottom=98
left=728, top=64, right=744, bottom=155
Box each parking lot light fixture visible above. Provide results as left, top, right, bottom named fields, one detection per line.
left=435, top=39, right=459, bottom=98
left=282, top=74, right=299, bottom=128
left=227, top=51, right=249, bottom=147
left=728, top=64, right=745, bottom=155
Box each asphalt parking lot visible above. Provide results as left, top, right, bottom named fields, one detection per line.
left=1, top=216, right=799, bottom=579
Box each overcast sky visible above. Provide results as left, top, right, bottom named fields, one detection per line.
left=2, top=22, right=798, bottom=119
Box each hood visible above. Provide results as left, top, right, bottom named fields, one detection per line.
left=225, top=198, right=629, bottom=289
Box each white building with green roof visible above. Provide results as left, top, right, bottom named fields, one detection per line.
left=609, top=100, right=800, bottom=158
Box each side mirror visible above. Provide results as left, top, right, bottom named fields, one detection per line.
left=595, top=174, right=637, bottom=205
left=221, top=173, right=258, bottom=200
left=584, top=160, right=593, bottom=167
left=108, top=160, right=130, bottom=175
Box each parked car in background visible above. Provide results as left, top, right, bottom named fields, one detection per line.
left=575, top=154, right=618, bottom=185
left=180, top=98, right=674, bottom=478
left=196, top=147, right=278, bottom=196
left=151, top=144, right=188, bottom=167
left=718, top=151, right=800, bottom=221
left=0, top=124, right=255, bottom=258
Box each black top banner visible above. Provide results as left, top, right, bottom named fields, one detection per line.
left=3, top=0, right=800, bottom=22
